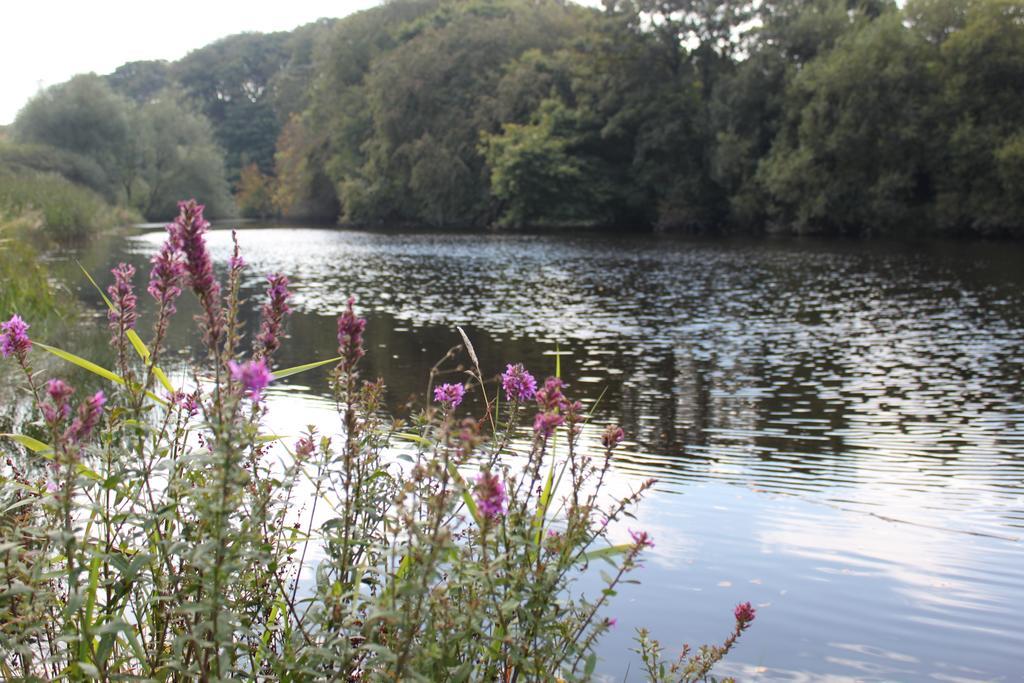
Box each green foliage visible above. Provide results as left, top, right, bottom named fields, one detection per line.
left=128, top=93, right=234, bottom=220
left=0, top=141, right=113, bottom=200
left=758, top=10, right=937, bottom=234
left=11, top=77, right=232, bottom=221
left=174, top=32, right=292, bottom=180
left=0, top=216, right=57, bottom=321
left=482, top=101, right=585, bottom=226
left=310, top=0, right=588, bottom=226
left=929, top=0, right=1024, bottom=235
left=0, top=171, right=118, bottom=242
left=105, top=60, right=173, bottom=104
left=12, top=75, right=134, bottom=199
left=235, top=162, right=277, bottom=218
left=8, top=0, right=1024, bottom=235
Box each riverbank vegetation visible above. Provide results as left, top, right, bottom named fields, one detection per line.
left=0, top=200, right=755, bottom=680
left=8, top=0, right=1023, bottom=236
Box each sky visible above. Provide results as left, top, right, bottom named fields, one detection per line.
left=0, top=0, right=382, bottom=125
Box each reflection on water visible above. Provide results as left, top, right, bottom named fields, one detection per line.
left=62, top=226, right=1024, bottom=681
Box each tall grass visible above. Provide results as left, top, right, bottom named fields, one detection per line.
left=0, top=166, right=140, bottom=243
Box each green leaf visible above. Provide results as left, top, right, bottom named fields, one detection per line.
left=126, top=330, right=174, bottom=394
left=35, top=342, right=167, bottom=406
left=273, top=356, right=342, bottom=380
left=446, top=462, right=483, bottom=528
left=578, top=543, right=633, bottom=565
left=77, top=260, right=114, bottom=310
left=394, top=432, right=432, bottom=447
left=0, top=433, right=51, bottom=453
left=36, top=342, right=124, bottom=386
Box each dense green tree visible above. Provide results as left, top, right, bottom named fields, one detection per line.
left=106, top=60, right=173, bottom=103
left=481, top=100, right=587, bottom=226
left=129, top=93, right=233, bottom=219
left=174, top=33, right=292, bottom=179
left=757, top=8, right=938, bottom=234
left=12, top=75, right=132, bottom=201
left=928, top=0, right=1024, bottom=234
left=312, top=0, right=588, bottom=226
left=236, top=162, right=277, bottom=218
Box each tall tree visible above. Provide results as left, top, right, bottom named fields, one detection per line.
left=174, top=33, right=291, bottom=179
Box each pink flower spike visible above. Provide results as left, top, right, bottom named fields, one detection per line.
left=629, top=528, right=655, bottom=549
left=229, top=358, right=273, bottom=402
left=734, top=602, right=756, bottom=626
left=501, top=363, right=537, bottom=402
left=0, top=314, right=31, bottom=359
left=434, top=383, right=465, bottom=408
left=474, top=470, right=508, bottom=520
left=68, top=391, right=106, bottom=444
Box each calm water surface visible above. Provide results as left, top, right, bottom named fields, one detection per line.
left=66, top=225, right=1024, bottom=681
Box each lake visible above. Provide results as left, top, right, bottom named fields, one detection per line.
left=58, top=224, right=1024, bottom=681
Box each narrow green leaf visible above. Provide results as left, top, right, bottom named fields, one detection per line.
left=395, top=553, right=412, bottom=581
left=394, top=432, right=433, bottom=447
left=35, top=342, right=167, bottom=406
left=254, top=600, right=281, bottom=670
left=0, top=433, right=51, bottom=453
left=77, top=260, right=114, bottom=310
left=578, top=544, right=633, bottom=564
left=80, top=554, right=101, bottom=662
left=36, top=342, right=124, bottom=386
left=126, top=329, right=174, bottom=394
left=446, top=462, right=483, bottom=528
left=273, top=356, right=342, bottom=380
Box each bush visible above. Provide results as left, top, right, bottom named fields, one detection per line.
left=0, top=200, right=753, bottom=681
left=0, top=213, right=56, bottom=321
left=0, top=171, right=131, bottom=242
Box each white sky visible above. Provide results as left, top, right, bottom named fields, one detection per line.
left=0, top=0, right=383, bottom=125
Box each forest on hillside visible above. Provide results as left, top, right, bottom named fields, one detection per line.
left=5, top=0, right=1024, bottom=236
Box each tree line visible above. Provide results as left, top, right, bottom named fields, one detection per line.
left=8, top=0, right=1024, bottom=236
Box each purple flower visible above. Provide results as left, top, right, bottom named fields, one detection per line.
left=169, top=200, right=223, bottom=348
left=734, top=602, right=756, bottom=626
left=0, top=314, right=31, bottom=360
left=535, top=377, right=569, bottom=413
left=107, top=263, right=138, bottom=332
left=169, top=390, right=200, bottom=418
left=295, top=436, right=316, bottom=459
left=42, top=379, right=74, bottom=426
left=501, top=363, right=537, bottom=402
left=336, top=296, right=366, bottom=372
left=606, top=617, right=617, bottom=628
left=229, top=358, right=273, bottom=402
left=148, top=239, right=185, bottom=314
left=602, top=425, right=625, bottom=449
left=67, top=391, right=106, bottom=444
left=629, top=528, right=654, bottom=549
left=474, top=470, right=508, bottom=520
left=533, top=411, right=564, bottom=437
left=256, top=273, right=291, bottom=361
left=434, top=383, right=465, bottom=408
